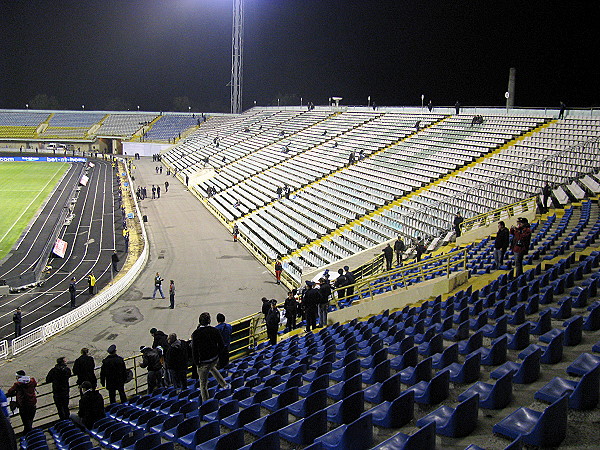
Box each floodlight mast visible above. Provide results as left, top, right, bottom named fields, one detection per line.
left=230, top=0, right=244, bottom=114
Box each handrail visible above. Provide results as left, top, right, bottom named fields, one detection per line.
left=460, top=196, right=537, bottom=234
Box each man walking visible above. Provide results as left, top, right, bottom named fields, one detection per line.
left=7, top=370, right=37, bottom=433
left=111, top=251, right=120, bottom=273
left=69, top=278, right=77, bottom=308
left=453, top=212, right=464, bottom=237
left=152, top=272, right=165, bottom=299
left=394, top=235, right=405, bottom=266
left=100, top=345, right=127, bottom=403
left=302, top=281, right=320, bottom=333
left=87, top=273, right=96, bottom=295
left=46, top=357, right=72, bottom=420
left=510, top=217, right=532, bottom=277
left=191, top=312, right=229, bottom=402
left=382, top=243, right=394, bottom=271
left=13, top=307, right=22, bottom=339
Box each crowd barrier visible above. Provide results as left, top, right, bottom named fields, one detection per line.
left=1, top=157, right=148, bottom=358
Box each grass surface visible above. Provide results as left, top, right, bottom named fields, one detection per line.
left=0, top=162, right=69, bottom=260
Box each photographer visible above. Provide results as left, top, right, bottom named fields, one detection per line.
left=510, top=217, right=531, bottom=277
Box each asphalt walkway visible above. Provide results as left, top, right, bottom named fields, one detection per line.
left=0, top=156, right=286, bottom=382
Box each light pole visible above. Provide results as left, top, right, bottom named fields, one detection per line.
left=421, top=94, right=424, bottom=111
left=82, top=105, right=85, bottom=111
left=137, top=105, right=140, bottom=111
left=230, top=0, right=244, bottom=114
left=368, top=96, right=371, bottom=107
left=25, top=104, right=29, bottom=110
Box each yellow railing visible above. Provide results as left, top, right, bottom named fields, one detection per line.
left=460, top=196, right=537, bottom=234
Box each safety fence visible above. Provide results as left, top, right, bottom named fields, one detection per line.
left=1, top=158, right=148, bottom=358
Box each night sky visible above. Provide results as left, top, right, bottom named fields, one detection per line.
left=1, top=1, right=598, bottom=112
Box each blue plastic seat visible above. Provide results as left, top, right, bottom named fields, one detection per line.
left=418, top=333, right=443, bottom=357
left=287, top=388, right=328, bottom=418
left=493, top=394, right=568, bottom=447
left=400, top=356, right=432, bottom=386
left=535, top=364, right=599, bottom=410
left=197, top=428, right=244, bottom=450
left=474, top=336, right=507, bottom=366
left=528, top=309, right=552, bottom=335
left=262, top=386, right=299, bottom=412
left=326, top=372, right=362, bottom=401
left=481, top=314, right=508, bottom=338
left=221, top=403, right=261, bottom=430
left=299, top=373, right=329, bottom=397
left=360, top=348, right=388, bottom=369
left=390, top=346, right=418, bottom=371
left=432, top=343, right=458, bottom=369
left=362, top=359, right=391, bottom=384
left=459, top=370, right=513, bottom=409
left=566, top=352, right=600, bottom=376
left=332, top=350, right=358, bottom=370
left=314, top=412, right=373, bottom=450
left=244, top=407, right=288, bottom=437
left=583, top=302, right=600, bottom=331
left=519, top=330, right=563, bottom=364
left=239, top=386, right=272, bottom=408
left=458, top=330, right=483, bottom=355
left=272, top=373, right=302, bottom=395
left=490, top=348, right=541, bottom=384
left=469, top=311, right=488, bottom=331
left=417, top=393, right=479, bottom=437
left=550, top=297, right=572, bottom=319
left=123, top=432, right=161, bottom=450
left=507, top=304, right=526, bottom=326
left=278, top=409, right=328, bottom=445
left=238, top=431, right=280, bottom=450
left=443, top=320, right=469, bottom=341
left=405, top=370, right=450, bottom=405
left=330, top=358, right=361, bottom=382
left=363, top=389, right=414, bottom=428
left=388, top=335, right=415, bottom=356
left=371, top=421, right=436, bottom=450
left=203, top=400, right=239, bottom=422
left=439, top=351, right=481, bottom=384
left=540, top=315, right=583, bottom=346
left=326, top=390, right=364, bottom=424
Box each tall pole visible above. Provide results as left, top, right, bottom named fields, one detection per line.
left=231, top=0, right=244, bottom=114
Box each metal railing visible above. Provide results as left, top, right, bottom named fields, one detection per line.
left=460, top=196, right=537, bottom=234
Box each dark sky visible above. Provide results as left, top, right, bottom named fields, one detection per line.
left=1, top=1, right=598, bottom=112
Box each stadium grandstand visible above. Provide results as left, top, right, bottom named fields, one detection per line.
left=0, top=105, right=599, bottom=450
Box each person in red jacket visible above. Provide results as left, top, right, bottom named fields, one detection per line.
left=7, top=370, right=37, bottom=433
left=510, top=217, right=532, bottom=277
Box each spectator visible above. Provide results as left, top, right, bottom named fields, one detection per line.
left=343, top=266, right=355, bottom=298
left=382, top=243, right=393, bottom=271
left=215, top=314, right=232, bottom=369
left=100, top=345, right=127, bottom=404
left=152, top=273, right=165, bottom=299
left=317, top=278, right=331, bottom=327
left=274, top=258, right=283, bottom=285
left=7, top=370, right=37, bottom=433
left=493, top=221, right=510, bottom=269
left=302, top=281, right=320, bottom=332
left=139, top=346, right=163, bottom=395
left=415, top=238, right=427, bottom=262
left=510, top=217, right=532, bottom=277
left=150, top=327, right=170, bottom=351
left=427, top=100, right=433, bottom=112
left=165, top=334, right=188, bottom=389
left=46, top=357, right=71, bottom=420
left=232, top=223, right=239, bottom=242
left=334, top=268, right=348, bottom=301
left=0, top=388, right=8, bottom=418
left=454, top=212, right=464, bottom=237
left=558, top=101, right=566, bottom=119
left=70, top=381, right=104, bottom=429
left=542, top=182, right=552, bottom=213
left=394, top=235, right=405, bottom=266
left=265, top=300, right=280, bottom=345
left=73, top=348, right=97, bottom=393
left=261, top=297, right=271, bottom=320
left=191, top=312, right=229, bottom=402
left=0, top=411, right=17, bottom=450
left=284, top=291, right=298, bottom=332
left=455, top=100, right=461, bottom=114
left=12, top=307, right=22, bottom=339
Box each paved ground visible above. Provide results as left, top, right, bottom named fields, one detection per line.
left=0, top=156, right=286, bottom=382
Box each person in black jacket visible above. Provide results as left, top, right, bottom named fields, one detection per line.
left=191, top=312, right=229, bottom=402
left=100, top=345, right=127, bottom=403
left=343, top=266, right=355, bottom=298
left=382, top=244, right=393, bottom=270
left=150, top=328, right=169, bottom=351
left=453, top=212, right=464, bottom=237
left=283, top=291, right=298, bottom=332
left=334, top=268, right=347, bottom=301
left=139, top=346, right=163, bottom=394
left=302, top=281, right=321, bottom=333
left=46, top=357, right=72, bottom=420
left=69, top=278, right=77, bottom=308
left=73, top=348, right=97, bottom=393
left=265, top=300, right=280, bottom=345
left=394, top=236, right=405, bottom=266
left=493, top=221, right=510, bottom=269
left=317, top=278, right=331, bottom=327
left=415, top=238, right=427, bottom=262
left=13, top=307, right=22, bottom=339
left=71, top=381, right=105, bottom=429
left=165, top=334, right=188, bottom=390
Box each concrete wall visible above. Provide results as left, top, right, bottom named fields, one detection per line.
left=122, top=141, right=171, bottom=157
left=327, top=270, right=469, bottom=325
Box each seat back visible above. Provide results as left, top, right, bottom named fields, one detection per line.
left=542, top=331, right=564, bottom=364
left=483, top=336, right=507, bottom=366
left=460, top=330, right=483, bottom=354
left=301, top=389, right=328, bottom=417
left=437, top=343, right=458, bottom=369
left=509, top=322, right=530, bottom=350
left=457, top=351, right=481, bottom=384
left=336, top=390, right=365, bottom=424
left=563, top=315, right=583, bottom=346
left=571, top=364, right=600, bottom=409
left=583, top=302, right=600, bottom=331
left=133, top=433, right=161, bottom=450
left=443, top=394, right=479, bottom=437
left=412, top=357, right=433, bottom=384
left=406, top=421, right=436, bottom=449
left=527, top=394, right=568, bottom=447
left=515, top=348, right=541, bottom=384
left=341, top=413, right=373, bottom=449
left=300, top=409, right=328, bottom=444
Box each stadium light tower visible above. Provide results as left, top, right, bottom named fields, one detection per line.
left=230, top=0, right=244, bottom=114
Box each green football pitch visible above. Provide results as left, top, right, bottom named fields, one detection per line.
left=0, top=162, right=69, bottom=260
